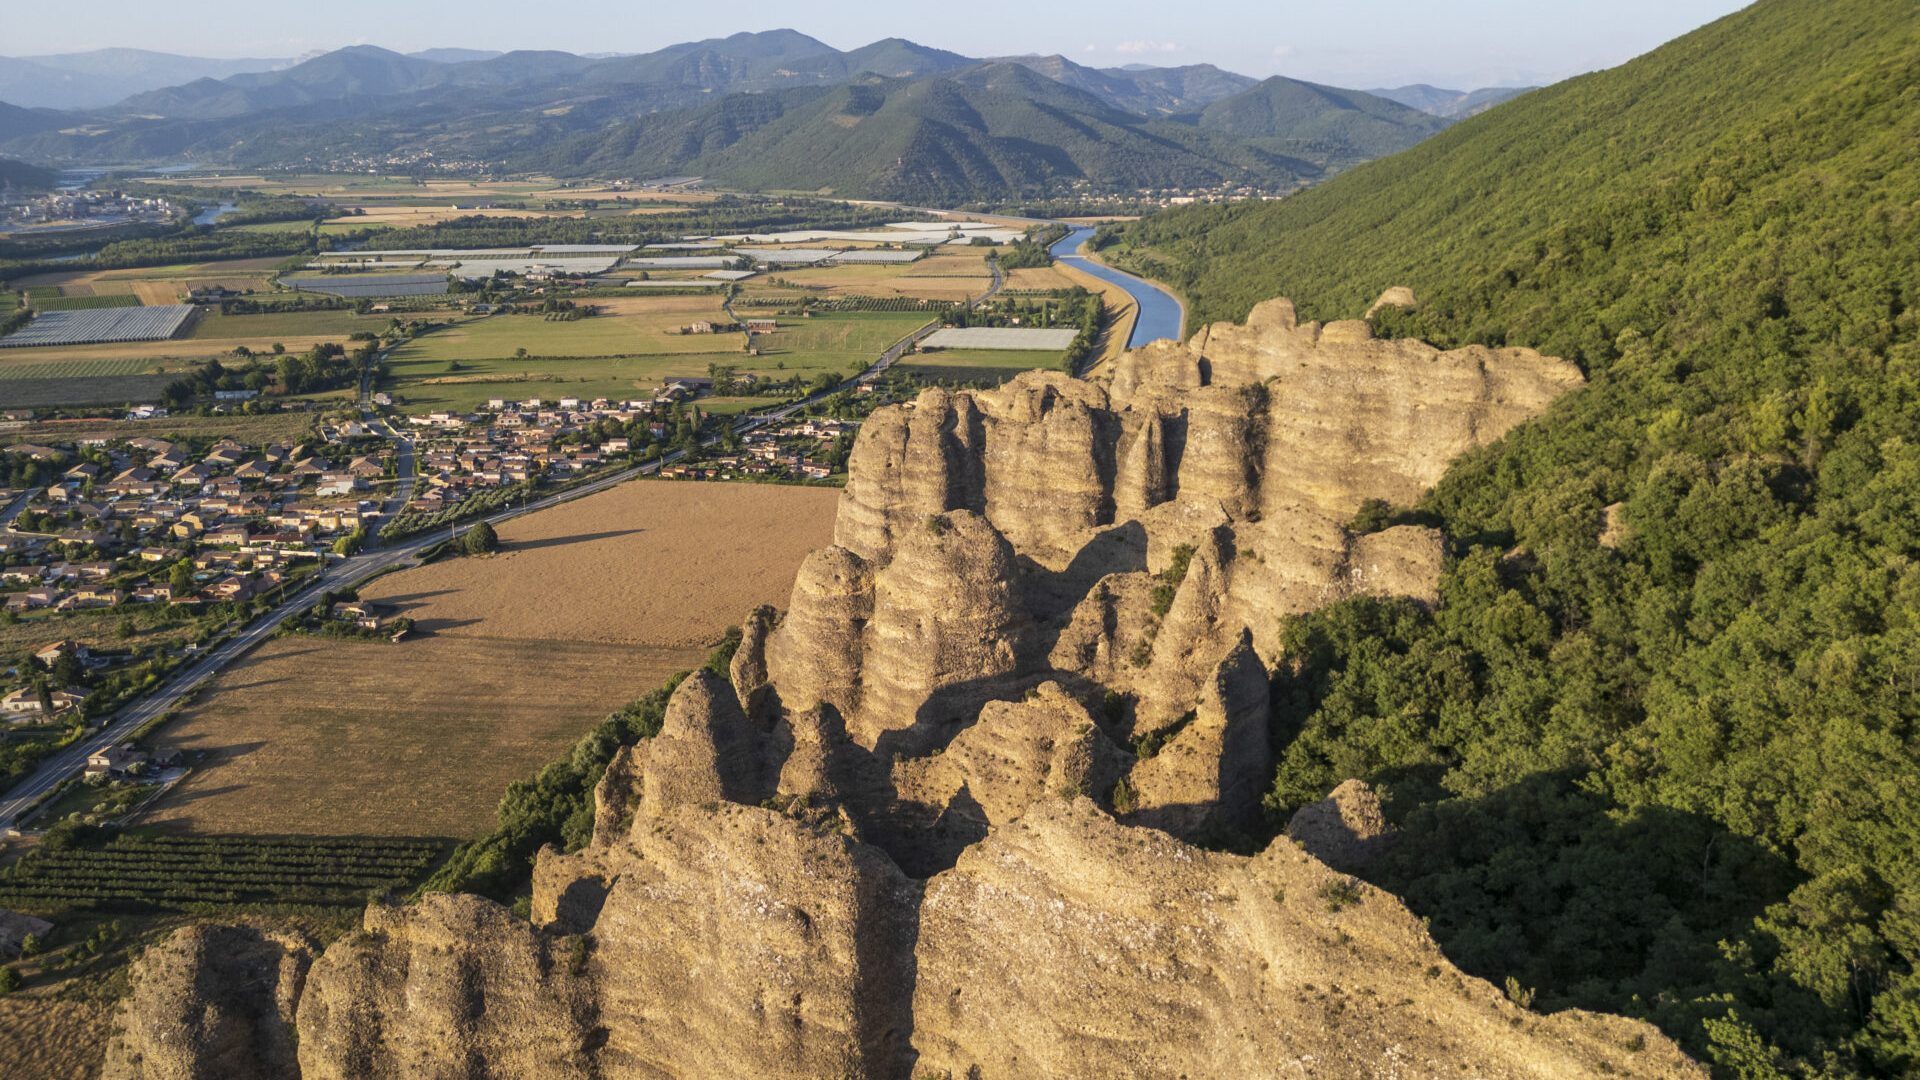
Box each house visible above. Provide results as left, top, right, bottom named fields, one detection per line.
left=204, top=524, right=253, bottom=547
left=61, top=587, right=125, bottom=610
left=745, top=318, right=777, bottom=334
left=330, top=600, right=392, bottom=630
left=84, top=742, right=146, bottom=777
left=314, top=473, right=362, bottom=498
left=6, top=587, right=61, bottom=612
left=33, top=640, right=89, bottom=668
left=205, top=575, right=254, bottom=602
left=1, top=686, right=88, bottom=720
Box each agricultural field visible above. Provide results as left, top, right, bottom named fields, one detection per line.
left=139, top=480, right=839, bottom=838
left=0, top=355, right=187, bottom=409
left=384, top=304, right=928, bottom=411
left=389, top=296, right=730, bottom=361
left=0, top=410, right=317, bottom=449
left=13, top=258, right=280, bottom=306
left=28, top=294, right=141, bottom=312
left=185, top=309, right=383, bottom=340
left=0, top=996, right=109, bottom=1080
left=0, top=833, right=444, bottom=911
left=0, top=309, right=385, bottom=383
left=1004, top=261, right=1139, bottom=368
left=894, top=348, right=1065, bottom=385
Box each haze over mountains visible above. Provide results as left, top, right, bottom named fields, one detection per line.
left=0, top=31, right=1523, bottom=203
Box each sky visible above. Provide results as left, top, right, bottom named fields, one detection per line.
left=7, top=0, right=1754, bottom=89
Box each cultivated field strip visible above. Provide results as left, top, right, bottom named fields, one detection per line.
left=0, top=833, right=445, bottom=912
left=282, top=273, right=450, bottom=298
left=0, top=305, right=195, bottom=348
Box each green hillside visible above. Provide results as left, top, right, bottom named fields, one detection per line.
left=1191, top=77, right=1447, bottom=166
left=0, top=155, right=53, bottom=190
left=529, top=64, right=1317, bottom=203
left=1105, top=0, right=1920, bottom=1074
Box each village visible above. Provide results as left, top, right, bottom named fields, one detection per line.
left=0, top=187, right=181, bottom=236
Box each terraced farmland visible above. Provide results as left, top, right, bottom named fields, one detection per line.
left=0, top=832, right=446, bottom=913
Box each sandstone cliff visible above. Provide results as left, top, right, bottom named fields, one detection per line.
left=106, top=297, right=1703, bottom=1078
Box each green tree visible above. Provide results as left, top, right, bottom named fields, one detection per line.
left=462, top=521, right=499, bottom=556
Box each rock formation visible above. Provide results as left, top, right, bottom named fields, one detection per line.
left=105, top=297, right=1704, bottom=1077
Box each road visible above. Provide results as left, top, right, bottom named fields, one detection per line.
left=1048, top=226, right=1186, bottom=348
left=0, top=487, right=40, bottom=528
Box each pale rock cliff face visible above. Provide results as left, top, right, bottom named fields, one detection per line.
left=911, top=798, right=1701, bottom=1080
left=102, top=926, right=308, bottom=1080
left=106, top=297, right=1701, bottom=1077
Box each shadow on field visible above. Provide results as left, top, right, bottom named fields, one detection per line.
left=409, top=617, right=485, bottom=636
left=508, top=528, right=643, bottom=551
left=154, top=784, right=248, bottom=808
left=376, top=589, right=457, bottom=609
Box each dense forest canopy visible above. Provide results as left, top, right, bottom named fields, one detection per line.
left=1102, top=0, right=1918, bottom=1074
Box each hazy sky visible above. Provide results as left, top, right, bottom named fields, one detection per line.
left=9, top=0, right=1753, bottom=89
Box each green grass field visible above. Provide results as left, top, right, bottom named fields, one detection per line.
left=0, top=375, right=180, bottom=408
left=0, top=358, right=175, bottom=380
left=189, top=310, right=386, bottom=340
left=893, top=348, right=1064, bottom=385
left=383, top=311, right=934, bottom=411
left=387, top=311, right=738, bottom=364
left=0, top=411, right=316, bottom=448
left=31, top=295, right=141, bottom=312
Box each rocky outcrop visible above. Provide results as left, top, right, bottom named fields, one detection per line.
left=295, top=894, right=595, bottom=1080
left=102, top=926, right=309, bottom=1080
left=107, top=296, right=1696, bottom=1078
left=1287, top=778, right=1397, bottom=874
left=0, top=908, right=52, bottom=960
left=911, top=798, right=1699, bottom=1079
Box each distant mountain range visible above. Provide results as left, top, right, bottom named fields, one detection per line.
left=0, top=49, right=290, bottom=111
left=0, top=32, right=1535, bottom=204
left=1367, top=84, right=1534, bottom=119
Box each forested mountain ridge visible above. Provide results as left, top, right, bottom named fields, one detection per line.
left=1190, top=76, right=1448, bottom=166
left=521, top=64, right=1322, bottom=203
left=993, top=54, right=1258, bottom=114
left=1099, top=0, right=1920, bottom=1073
left=0, top=30, right=1474, bottom=204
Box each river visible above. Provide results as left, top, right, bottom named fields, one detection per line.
left=1048, top=226, right=1185, bottom=348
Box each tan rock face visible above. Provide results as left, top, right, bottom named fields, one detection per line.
left=106, top=297, right=1695, bottom=1078
left=102, top=926, right=308, bottom=1080
left=1287, top=777, right=1397, bottom=874
left=911, top=799, right=1699, bottom=1080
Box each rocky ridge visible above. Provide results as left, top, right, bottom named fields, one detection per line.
left=104, top=296, right=1702, bottom=1077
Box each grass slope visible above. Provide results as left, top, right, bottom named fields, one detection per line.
left=1106, top=0, right=1920, bottom=1073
